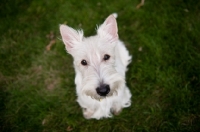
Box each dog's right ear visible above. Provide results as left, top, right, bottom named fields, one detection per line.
left=97, top=15, right=118, bottom=43
left=60, top=25, right=83, bottom=53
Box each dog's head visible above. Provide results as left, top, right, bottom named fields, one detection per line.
left=60, top=15, right=125, bottom=100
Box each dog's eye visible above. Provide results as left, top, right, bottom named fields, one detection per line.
left=81, top=60, right=87, bottom=66
left=103, top=54, right=110, bottom=61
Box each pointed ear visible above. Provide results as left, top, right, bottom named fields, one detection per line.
left=97, top=15, right=118, bottom=43
left=59, top=25, right=83, bottom=53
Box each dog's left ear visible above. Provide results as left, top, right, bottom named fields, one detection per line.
left=97, top=15, right=118, bottom=43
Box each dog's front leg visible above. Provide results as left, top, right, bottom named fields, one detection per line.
left=111, top=102, right=122, bottom=115
left=82, top=108, right=95, bottom=119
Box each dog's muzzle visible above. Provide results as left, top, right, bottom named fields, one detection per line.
left=96, top=84, right=110, bottom=96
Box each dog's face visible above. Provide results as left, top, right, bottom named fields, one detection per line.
left=60, top=15, right=124, bottom=100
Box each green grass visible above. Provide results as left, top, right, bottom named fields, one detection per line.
left=1, top=0, right=200, bottom=131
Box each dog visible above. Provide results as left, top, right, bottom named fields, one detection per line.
left=59, top=14, right=132, bottom=119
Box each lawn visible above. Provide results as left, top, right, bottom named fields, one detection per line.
left=0, top=0, right=200, bottom=131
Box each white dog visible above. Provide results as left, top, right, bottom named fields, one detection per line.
left=60, top=14, right=132, bottom=119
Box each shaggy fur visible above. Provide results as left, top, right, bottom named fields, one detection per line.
left=60, top=14, right=132, bottom=119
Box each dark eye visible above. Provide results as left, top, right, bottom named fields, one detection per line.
left=103, top=54, right=110, bottom=61
left=81, top=60, right=87, bottom=66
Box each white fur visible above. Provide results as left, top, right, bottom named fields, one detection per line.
left=60, top=14, right=132, bottom=119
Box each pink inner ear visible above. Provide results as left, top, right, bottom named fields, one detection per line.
left=105, top=15, right=118, bottom=37
left=60, top=25, right=73, bottom=49
left=98, top=15, right=119, bottom=43
left=60, top=25, right=83, bottom=51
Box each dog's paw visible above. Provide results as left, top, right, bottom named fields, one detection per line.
left=111, top=108, right=122, bottom=115
left=82, top=108, right=94, bottom=119
left=123, top=100, right=131, bottom=107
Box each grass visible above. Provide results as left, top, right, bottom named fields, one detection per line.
left=0, top=0, right=200, bottom=131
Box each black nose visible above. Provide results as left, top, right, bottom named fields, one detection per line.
left=96, top=84, right=110, bottom=96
